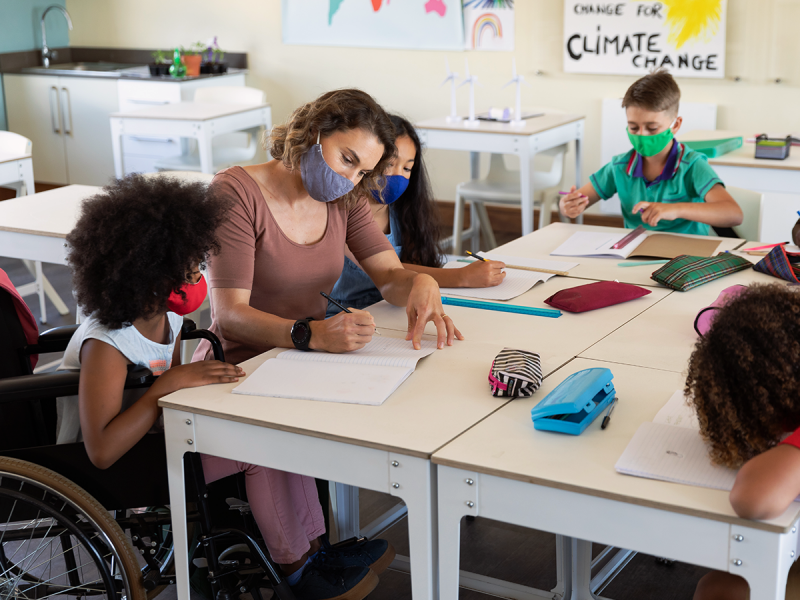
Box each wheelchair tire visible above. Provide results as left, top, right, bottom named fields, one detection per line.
left=0, top=456, right=146, bottom=600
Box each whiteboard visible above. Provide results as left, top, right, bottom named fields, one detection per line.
left=599, top=99, right=717, bottom=215
left=282, top=0, right=464, bottom=50
left=563, top=0, right=727, bottom=79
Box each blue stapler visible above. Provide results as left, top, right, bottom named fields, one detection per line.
left=530, top=368, right=616, bottom=435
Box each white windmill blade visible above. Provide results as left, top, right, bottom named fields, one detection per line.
left=440, top=74, right=453, bottom=87
left=501, top=78, right=515, bottom=89
left=457, top=77, right=471, bottom=89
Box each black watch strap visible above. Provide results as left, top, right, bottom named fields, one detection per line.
left=290, top=317, right=315, bottom=351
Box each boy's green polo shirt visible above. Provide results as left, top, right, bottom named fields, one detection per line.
left=589, top=141, right=723, bottom=236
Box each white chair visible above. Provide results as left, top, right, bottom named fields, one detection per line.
left=143, top=170, right=214, bottom=183
left=0, top=131, right=69, bottom=323
left=727, top=186, right=764, bottom=242
left=448, top=145, right=568, bottom=255
left=154, top=86, right=266, bottom=173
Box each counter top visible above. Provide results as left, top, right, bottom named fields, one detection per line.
left=6, top=64, right=247, bottom=82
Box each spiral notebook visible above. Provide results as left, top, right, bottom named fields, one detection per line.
left=232, top=337, right=437, bottom=406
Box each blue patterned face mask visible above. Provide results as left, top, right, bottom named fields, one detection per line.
left=300, top=132, right=355, bottom=203
left=371, top=175, right=410, bottom=205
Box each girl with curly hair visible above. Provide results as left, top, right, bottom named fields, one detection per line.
left=687, top=283, right=800, bottom=600
left=325, top=114, right=505, bottom=317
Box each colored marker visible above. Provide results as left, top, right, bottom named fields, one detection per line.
left=743, top=241, right=788, bottom=252
left=601, top=398, right=617, bottom=430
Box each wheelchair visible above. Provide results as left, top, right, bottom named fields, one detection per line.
left=0, top=283, right=296, bottom=600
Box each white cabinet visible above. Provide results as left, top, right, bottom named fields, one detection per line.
left=4, top=74, right=119, bottom=185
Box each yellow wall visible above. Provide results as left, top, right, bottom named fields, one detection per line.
left=65, top=0, right=800, bottom=204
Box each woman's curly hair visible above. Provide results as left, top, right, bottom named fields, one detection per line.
left=685, top=283, right=800, bottom=468
left=267, top=88, right=396, bottom=208
left=66, top=174, right=231, bottom=329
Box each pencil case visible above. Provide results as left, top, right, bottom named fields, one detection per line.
left=530, top=368, right=616, bottom=435
left=488, top=348, right=542, bottom=399
left=651, top=254, right=752, bottom=291
left=544, top=281, right=650, bottom=313
left=753, top=245, right=800, bottom=284
left=694, top=285, right=747, bottom=336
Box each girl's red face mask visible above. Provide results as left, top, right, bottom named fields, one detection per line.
left=167, top=274, right=207, bottom=316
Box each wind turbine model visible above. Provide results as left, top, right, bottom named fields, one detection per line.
left=441, top=58, right=461, bottom=123
left=502, top=58, right=531, bottom=127
left=458, top=59, right=480, bottom=128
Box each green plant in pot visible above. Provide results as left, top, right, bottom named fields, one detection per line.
left=149, top=49, right=171, bottom=76
left=200, top=36, right=228, bottom=74
left=180, top=42, right=205, bottom=76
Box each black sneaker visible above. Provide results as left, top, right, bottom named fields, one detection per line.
left=319, top=536, right=396, bottom=575
left=290, top=557, right=378, bottom=600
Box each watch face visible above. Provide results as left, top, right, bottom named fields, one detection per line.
left=292, top=321, right=309, bottom=343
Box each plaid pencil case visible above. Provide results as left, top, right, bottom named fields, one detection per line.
left=651, top=254, right=752, bottom=291
left=488, top=348, right=542, bottom=399
left=753, top=245, right=800, bottom=284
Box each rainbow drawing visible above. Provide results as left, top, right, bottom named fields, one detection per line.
left=472, top=13, right=502, bottom=48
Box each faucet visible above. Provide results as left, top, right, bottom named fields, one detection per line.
left=41, top=5, right=73, bottom=68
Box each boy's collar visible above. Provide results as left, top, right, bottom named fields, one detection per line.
left=626, top=140, right=684, bottom=187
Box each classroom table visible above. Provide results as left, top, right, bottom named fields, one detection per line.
left=415, top=111, right=584, bottom=237
left=109, top=102, right=272, bottom=176
left=682, top=129, right=800, bottom=244
left=434, top=357, right=800, bottom=600
left=0, top=151, right=34, bottom=197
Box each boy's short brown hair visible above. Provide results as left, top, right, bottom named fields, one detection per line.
left=622, top=69, right=681, bottom=117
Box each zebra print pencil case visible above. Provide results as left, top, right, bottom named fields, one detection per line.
left=488, top=348, right=543, bottom=399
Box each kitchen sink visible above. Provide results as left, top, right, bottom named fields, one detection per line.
left=20, top=62, right=149, bottom=77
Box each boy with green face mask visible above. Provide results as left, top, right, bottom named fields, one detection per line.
left=560, top=69, right=743, bottom=236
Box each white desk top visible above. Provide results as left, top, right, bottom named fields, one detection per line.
left=433, top=357, right=800, bottom=533
left=0, top=152, right=31, bottom=165
left=366, top=275, right=670, bottom=377
left=160, top=331, right=518, bottom=459
left=416, top=110, right=584, bottom=136
left=579, top=267, right=779, bottom=372
left=495, top=223, right=744, bottom=287
left=111, top=102, right=270, bottom=121
left=682, top=129, right=800, bottom=172
left=0, top=184, right=99, bottom=237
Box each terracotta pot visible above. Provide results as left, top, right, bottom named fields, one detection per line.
left=182, top=54, right=202, bottom=77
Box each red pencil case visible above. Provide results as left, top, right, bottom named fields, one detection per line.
left=544, top=281, right=651, bottom=313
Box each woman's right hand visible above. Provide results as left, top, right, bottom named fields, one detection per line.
left=309, top=309, right=374, bottom=353
left=459, top=260, right=506, bottom=288
left=152, top=361, right=245, bottom=397
left=559, top=186, right=589, bottom=219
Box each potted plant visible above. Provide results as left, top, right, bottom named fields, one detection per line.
left=180, top=42, right=205, bottom=77
left=200, top=37, right=228, bottom=74
left=149, top=49, right=171, bottom=76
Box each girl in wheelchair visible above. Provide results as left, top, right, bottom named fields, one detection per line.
left=58, top=174, right=389, bottom=600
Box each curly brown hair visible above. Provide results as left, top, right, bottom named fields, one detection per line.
left=66, top=174, right=231, bottom=329
left=685, top=283, right=800, bottom=468
left=267, top=89, right=396, bottom=208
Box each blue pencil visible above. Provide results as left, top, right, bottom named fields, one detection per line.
left=441, top=296, right=561, bottom=318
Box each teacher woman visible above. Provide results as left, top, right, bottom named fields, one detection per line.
left=193, top=89, right=461, bottom=599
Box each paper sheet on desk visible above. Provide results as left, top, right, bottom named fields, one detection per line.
left=231, top=337, right=437, bottom=405
left=439, top=254, right=579, bottom=301
left=551, top=231, right=721, bottom=260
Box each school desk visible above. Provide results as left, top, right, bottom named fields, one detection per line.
left=415, top=111, right=585, bottom=237
left=682, top=129, right=800, bottom=244
left=0, top=150, right=34, bottom=197
left=433, top=358, right=800, bottom=600
left=109, top=101, right=271, bottom=176
left=579, top=266, right=778, bottom=373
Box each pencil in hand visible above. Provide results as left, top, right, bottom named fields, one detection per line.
left=320, top=291, right=381, bottom=335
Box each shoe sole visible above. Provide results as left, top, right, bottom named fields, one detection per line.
left=370, top=542, right=396, bottom=575
left=327, top=569, right=379, bottom=600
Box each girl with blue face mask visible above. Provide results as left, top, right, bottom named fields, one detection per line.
left=326, top=115, right=506, bottom=318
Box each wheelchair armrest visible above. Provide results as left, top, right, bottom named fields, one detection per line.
left=181, top=317, right=225, bottom=362
left=0, top=372, right=80, bottom=403
left=24, top=324, right=81, bottom=355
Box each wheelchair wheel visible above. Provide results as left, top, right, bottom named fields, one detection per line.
left=0, top=457, right=145, bottom=600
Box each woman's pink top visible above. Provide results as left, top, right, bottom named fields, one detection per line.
left=194, top=166, right=393, bottom=365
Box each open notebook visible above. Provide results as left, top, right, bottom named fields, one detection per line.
left=551, top=231, right=722, bottom=260
left=232, top=337, right=437, bottom=406
left=615, top=390, right=739, bottom=491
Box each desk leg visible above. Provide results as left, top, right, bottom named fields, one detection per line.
left=437, top=467, right=476, bottom=600
left=333, top=483, right=360, bottom=541
left=394, top=454, right=438, bottom=600
left=574, top=123, right=584, bottom=226
left=110, top=118, right=124, bottom=178
left=20, top=160, right=34, bottom=196
left=164, top=410, right=195, bottom=600
left=197, top=123, right=214, bottom=174
left=731, top=524, right=797, bottom=600
left=520, top=141, right=534, bottom=236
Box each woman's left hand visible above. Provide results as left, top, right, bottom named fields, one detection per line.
left=405, top=274, right=464, bottom=350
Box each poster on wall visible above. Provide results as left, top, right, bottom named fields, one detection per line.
left=563, top=1, right=727, bottom=78
left=282, top=0, right=464, bottom=50
left=463, top=0, right=515, bottom=51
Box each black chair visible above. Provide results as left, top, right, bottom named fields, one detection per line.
left=0, top=285, right=294, bottom=600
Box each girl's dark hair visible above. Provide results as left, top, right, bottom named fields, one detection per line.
left=268, top=88, right=397, bottom=209
left=685, top=284, right=800, bottom=468
left=66, top=174, right=230, bottom=329
left=389, top=115, right=443, bottom=268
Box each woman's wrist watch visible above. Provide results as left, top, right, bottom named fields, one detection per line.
left=290, top=318, right=314, bottom=351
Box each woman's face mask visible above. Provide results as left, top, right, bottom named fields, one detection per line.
left=167, top=274, right=207, bottom=316
left=300, top=132, right=355, bottom=203
left=627, top=120, right=676, bottom=157
left=371, top=175, right=410, bottom=205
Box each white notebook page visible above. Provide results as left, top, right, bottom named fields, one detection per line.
left=551, top=231, right=647, bottom=259
left=278, top=337, right=436, bottom=368
left=652, top=390, right=700, bottom=430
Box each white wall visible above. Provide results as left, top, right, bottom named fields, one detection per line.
left=65, top=0, right=800, bottom=203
